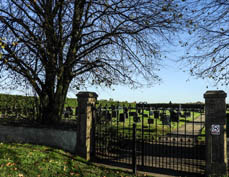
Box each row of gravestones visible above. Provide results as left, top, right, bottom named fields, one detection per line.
left=96, top=108, right=192, bottom=125
left=0, top=107, right=36, bottom=118
left=63, top=106, right=74, bottom=118
left=0, top=105, right=76, bottom=119
left=63, top=106, right=192, bottom=120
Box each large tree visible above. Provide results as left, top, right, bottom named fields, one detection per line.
left=180, top=1, right=229, bottom=86
left=0, top=0, right=186, bottom=124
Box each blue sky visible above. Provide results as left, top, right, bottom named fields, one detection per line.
left=75, top=65, right=226, bottom=104
left=3, top=41, right=228, bottom=104
left=69, top=43, right=229, bottom=103
left=2, top=33, right=228, bottom=104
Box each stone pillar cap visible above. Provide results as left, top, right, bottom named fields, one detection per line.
left=76, top=91, right=98, bottom=98
left=204, top=90, right=227, bottom=98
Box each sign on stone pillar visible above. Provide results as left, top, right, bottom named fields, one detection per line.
left=204, top=90, right=227, bottom=176
left=76, top=92, right=98, bottom=161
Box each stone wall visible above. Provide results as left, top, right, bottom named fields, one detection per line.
left=0, top=125, right=77, bottom=153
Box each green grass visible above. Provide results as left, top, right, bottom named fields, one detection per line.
left=197, top=127, right=205, bottom=142
left=0, top=143, right=146, bottom=177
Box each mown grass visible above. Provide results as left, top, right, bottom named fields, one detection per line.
left=0, top=143, right=146, bottom=177
left=197, top=127, right=205, bottom=142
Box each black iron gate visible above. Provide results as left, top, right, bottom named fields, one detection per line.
left=94, top=103, right=206, bottom=176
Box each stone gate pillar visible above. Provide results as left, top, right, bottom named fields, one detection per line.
left=204, top=90, right=227, bottom=176
left=76, top=91, right=98, bottom=161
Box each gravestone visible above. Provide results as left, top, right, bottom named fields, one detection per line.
left=154, top=111, right=159, bottom=118
left=64, top=107, right=73, bottom=118
left=119, top=113, right=125, bottom=122
left=133, top=116, right=140, bottom=123
left=161, top=115, right=170, bottom=125
left=137, top=109, right=142, bottom=114
left=148, top=118, right=154, bottom=124
left=124, top=112, right=128, bottom=119
left=170, top=110, right=179, bottom=122
left=66, top=107, right=73, bottom=115
left=143, top=114, right=148, bottom=118
left=184, top=112, right=191, bottom=117
left=106, top=112, right=112, bottom=121
left=112, top=110, right=117, bottom=117
left=124, top=107, right=128, bottom=113
left=149, top=111, right=153, bottom=116
left=102, top=110, right=107, bottom=117
left=111, top=105, right=115, bottom=110
left=160, top=112, right=166, bottom=120
left=129, top=112, right=137, bottom=117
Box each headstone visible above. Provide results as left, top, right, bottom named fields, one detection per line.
left=124, top=107, right=128, bottom=113
left=66, top=106, right=73, bottom=116
left=184, top=112, right=191, bottom=117
left=133, top=116, right=140, bottom=123
left=111, top=105, right=115, bottom=110
left=161, top=115, right=170, bottom=125
left=102, top=110, right=107, bottom=117
left=112, top=110, right=117, bottom=117
left=129, top=112, right=137, bottom=117
left=119, top=113, right=125, bottom=122
left=64, top=111, right=70, bottom=118
left=160, top=112, right=166, bottom=120
left=106, top=112, right=112, bottom=121
left=148, top=118, right=154, bottom=124
left=170, top=110, right=179, bottom=122
left=143, top=114, right=148, bottom=118
left=154, top=111, right=159, bottom=118
left=149, top=111, right=153, bottom=116
left=124, top=112, right=128, bottom=119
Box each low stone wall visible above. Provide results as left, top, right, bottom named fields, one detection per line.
left=0, top=125, right=77, bottom=153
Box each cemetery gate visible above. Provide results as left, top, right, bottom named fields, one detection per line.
left=93, top=103, right=206, bottom=176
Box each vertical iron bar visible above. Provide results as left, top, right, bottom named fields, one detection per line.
left=148, top=107, right=151, bottom=168
left=132, top=123, right=137, bottom=174
left=192, top=109, right=195, bottom=173
left=176, top=109, right=179, bottom=172
left=117, top=105, right=119, bottom=163
left=168, top=108, right=173, bottom=171
left=156, top=109, right=158, bottom=169
left=141, top=106, right=144, bottom=167
left=184, top=109, right=187, bottom=172
left=162, top=109, right=165, bottom=169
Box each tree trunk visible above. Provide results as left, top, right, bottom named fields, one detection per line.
left=38, top=81, right=70, bottom=125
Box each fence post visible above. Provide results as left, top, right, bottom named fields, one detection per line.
left=76, top=91, right=98, bottom=161
left=204, top=90, right=227, bottom=176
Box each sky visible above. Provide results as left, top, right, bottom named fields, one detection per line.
left=4, top=35, right=227, bottom=104
left=2, top=39, right=228, bottom=104
left=76, top=66, right=228, bottom=104
left=68, top=44, right=229, bottom=104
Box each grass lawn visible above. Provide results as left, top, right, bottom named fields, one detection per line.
left=0, top=143, right=147, bottom=177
